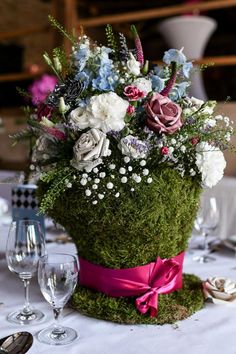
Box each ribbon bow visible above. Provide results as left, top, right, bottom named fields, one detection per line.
left=135, top=257, right=181, bottom=317
left=79, top=252, right=184, bottom=318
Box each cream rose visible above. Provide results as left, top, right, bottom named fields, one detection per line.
left=203, top=277, right=236, bottom=302
left=69, top=106, right=90, bottom=130
left=71, top=128, right=110, bottom=172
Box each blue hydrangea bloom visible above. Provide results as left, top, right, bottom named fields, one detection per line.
left=75, top=69, right=92, bottom=89
left=92, top=47, right=118, bottom=91
left=151, top=75, right=165, bottom=93
left=74, top=43, right=90, bottom=72
left=169, top=82, right=189, bottom=101
left=163, top=49, right=187, bottom=65
left=182, top=62, right=193, bottom=79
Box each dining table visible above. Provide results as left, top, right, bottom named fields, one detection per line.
left=1, top=220, right=236, bottom=354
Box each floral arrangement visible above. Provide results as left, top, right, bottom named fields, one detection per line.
left=16, top=20, right=233, bottom=214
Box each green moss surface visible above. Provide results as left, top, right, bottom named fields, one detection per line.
left=38, top=167, right=203, bottom=324
left=70, top=274, right=204, bottom=324
left=38, top=167, right=201, bottom=268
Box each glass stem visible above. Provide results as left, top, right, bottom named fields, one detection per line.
left=52, top=308, right=65, bottom=336
left=203, top=230, right=209, bottom=256
left=22, top=278, right=32, bottom=314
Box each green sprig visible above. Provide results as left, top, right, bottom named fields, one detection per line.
left=48, top=15, right=77, bottom=45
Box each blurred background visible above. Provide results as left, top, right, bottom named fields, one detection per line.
left=1, top=0, right=236, bottom=175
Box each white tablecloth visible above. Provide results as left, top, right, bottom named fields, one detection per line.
left=1, top=224, right=236, bottom=354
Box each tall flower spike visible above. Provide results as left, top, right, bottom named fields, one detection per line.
left=160, top=62, right=177, bottom=97
left=131, top=25, right=144, bottom=67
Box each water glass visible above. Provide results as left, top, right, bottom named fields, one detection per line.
left=6, top=219, right=46, bottom=324
left=37, top=253, right=79, bottom=345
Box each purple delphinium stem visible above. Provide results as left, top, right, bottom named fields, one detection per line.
left=131, top=25, right=144, bottom=66
left=160, top=62, right=177, bottom=97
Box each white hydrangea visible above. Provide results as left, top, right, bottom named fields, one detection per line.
left=132, top=78, right=152, bottom=94
left=195, top=142, right=226, bottom=188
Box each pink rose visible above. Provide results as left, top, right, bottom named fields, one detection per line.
left=145, top=92, right=182, bottom=134
left=124, top=86, right=145, bottom=101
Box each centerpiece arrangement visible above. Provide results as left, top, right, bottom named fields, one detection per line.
left=15, top=17, right=234, bottom=324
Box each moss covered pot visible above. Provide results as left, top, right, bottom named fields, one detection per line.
left=38, top=167, right=204, bottom=324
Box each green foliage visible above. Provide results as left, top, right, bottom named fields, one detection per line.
left=48, top=15, right=77, bottom=45
left=70, top=274, right=204, bottom=324
left=53, top=47, right=70, bottom=74
left=10, top=128, right=35, bottom=146
left=105, top=24, right=118, bottom=55
left=39, top=165, right=75, bottom=214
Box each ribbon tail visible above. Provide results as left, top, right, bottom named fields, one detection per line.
left=136, top=290, right=158, bottom=317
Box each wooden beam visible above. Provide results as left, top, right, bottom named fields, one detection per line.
left=0, top=70, right=44, bottom=83
left=77, top=0, right=236, bottom=27
left=0, top=25, right=49, bottom=41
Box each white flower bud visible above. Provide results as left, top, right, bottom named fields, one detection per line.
left=142, top=169, right=149, bottom=176
left=119, top=167, right=126, bottom=175
left=147, top=177, right=153, bottom=184
left=121, top=177, right=128, bottom=183
left=80, top=178, right=87, bottom=186
left=85, top=189, right=91, bottom=196
left=140, top=160, right=146, bottom=167
left=107, top=182, right=114, bottom=189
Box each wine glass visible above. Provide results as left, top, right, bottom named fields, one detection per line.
left=6, top=219, right=46, bottom=324
left=193, top=196, right=219, bottom=263
left=37, top=253, right=79, bottom=345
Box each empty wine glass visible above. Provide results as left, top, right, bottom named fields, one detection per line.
left=37, top=253, right=79, bottom=345
left=193, top=196, right=219, bottom=263
left=6, top=219, right=46, bottom=324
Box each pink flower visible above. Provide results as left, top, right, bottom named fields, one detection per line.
left=190, top=137, right=200, bottom=146
left=43, top=126, right=66, bottom=141
left=127, top=105, right=135, bottom=115
left=124, top=86, right=145, bottom=101
left=145, top=93, right=182, bottom=135
left=161, top=146, right=169, bottom=155
left=29, top=74, right=57, bottom=106
left=37, top=103, right=54, bottom=120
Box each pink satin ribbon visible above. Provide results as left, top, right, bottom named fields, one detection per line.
left=79, top=252, right=184, bottom=317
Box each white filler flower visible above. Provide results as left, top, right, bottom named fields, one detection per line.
left=126, top=52, right=141, bottom=76
left=195, top=142, right=226, bottom=188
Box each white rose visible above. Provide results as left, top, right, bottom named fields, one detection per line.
left=69, top=106, right=90, bottom=130
left=195, top=142, right=226, bottom=188
left=88, top=92, right=129, bottom=133
left=71, top=128, right=110, bottom=172
left=118, top=135, right=148, bottom=159
left=126, top=53, right=140, bottom=76
left=132, top=78, right=152, bottom=94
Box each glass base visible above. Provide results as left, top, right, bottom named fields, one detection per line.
left=193, top=254, right=216, bottom=263
left=7, top=308, right=44, bottom=325
left=37, top=326, right=78, bottom=345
